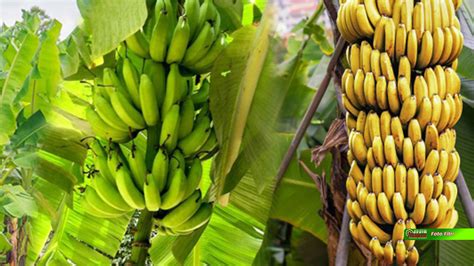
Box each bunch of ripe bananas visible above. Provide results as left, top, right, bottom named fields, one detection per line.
left=82, top=139, right=214, bottom=235
left=125, top=0, right=225, bottom=73
left=337, top=0, right=464, bottom=264
left=82, top=0, right=223, bottom=236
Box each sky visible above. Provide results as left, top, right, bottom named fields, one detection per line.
left=0, top=0, right=81, bottom=39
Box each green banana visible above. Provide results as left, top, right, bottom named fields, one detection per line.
left=115, top=165, right=146, bottom=210
left=150, top=8, right=170, bottom=62
left=161, top=190, right=202, bottom=228
left=184, top=158, right=202, bottom=198
left=168, top=149, right=185, bottom=182
left=197, top=129, right=218, bottom=159
left=152, top=148, right=169, bottom=192
left=191, top=79, right=210, bottom=106
left=93, top=153, right=116, bottom=183
left=110, top=90, right=146, bottom=130
left=139, top=74, right=160, bottom=126
left=125, top=31, right=150, bottom=58
left=81, top=196, right=120, bottom=218
left=197, top=0, right=218, bottom=36
left=92, top=175, right=133, bottom=212
left=166, top=15, right=191, bottom=64
left=107, top=146, right=123, bottom=175
left=182, top=21, right=215, bottom=66
left=178, top=97, right=195, bottom=139
left=173, top=203, right=212, bottom=232
left=88, top=138, right=107, bottom=158
left=144, top=173, right=161, bottom=211
left=122, top=58, right=141, bottom=108
left=160, top=104, right=181, bottom=152
left=84, top=187, right=126, bottom=216
left=195, top=101, right=210, bottom=123
left=178, top=116, right=212, bottom=156
left=93, top=94, right=129, bottom=132
left=162, top=64, right=186, bottom=115
left=161, top=168, right=187, bottom=210
left=85, top=107, right=130, bottom=143
left=184, top=0, right=200, bottom=38
left=144, top=60, right=166, bottom=107
left=192, top=33, right=226, bottom=72
left=103, top=68, right=130, bottom=98
left=127, top=145, right=147, bottom=190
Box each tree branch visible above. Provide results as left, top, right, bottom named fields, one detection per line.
left=455, top=170, right=474, bottom=227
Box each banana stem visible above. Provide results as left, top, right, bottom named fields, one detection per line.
left=130, top=210, right=154, bottom=265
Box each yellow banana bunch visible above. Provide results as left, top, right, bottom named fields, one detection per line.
left=339, top=0, right=464, bottom=262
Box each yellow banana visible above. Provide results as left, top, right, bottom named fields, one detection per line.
left=445, top=67, right=461, bottom=96
left=431, top=94, right=442, bottom=126
left=430, top=194, right=449, bottom=228
left=391, top=117, right=404, bottom=155
left=364, top=72, right=377, bottom=107
left=367, top=147, right=377, bottom=169
left=407, top=30, right=418, bottom=68
left=403, top=138, right=415, bottom=168
left=352, top=200, right=364, bottom=220
left=370, top=237, right=386, bottom=260
left=378, top=192, right=395, bottom=224
left=395, top=240, right=407, bottom=265
left=380, top=111, right=391, bottom=141
left=445, top=150, right=460, bottom=182
left=371, top=49, right=382, bottom=78
left=349, top=219, right=359, bottom=241
left=356, top=4, right=375, bottom=36
left=380, top=52, right=395, bottom=81
left=364, top=165, right=373, bottom=191
left=417, top=31, right=434, bottom=69
left=372, top=167, right=383, bottom=194
left=437, top=99, right=452, bottom=132
left=344, top=72, right=362, bottom=109
left=384, top=135, right=398, bottom=167
left=406, top=246, right=419, bottom=265
left=420, top=173, right=435, bottom=200
left=414, top=76, right=428, bottom=108
left=425, top=121, right=440, bottom=150
left=368, top=111, right=381, bottom=141
left=349, top=44, right=361, bottom=73
left=423, top=150, right=440, bottom=176
left=405, top=218, right=417, bottom=248
left=434, top=65, right=447, bottom=99
left=366, top=192, right=386, bottom=224
left=393, top=192, right=409, bottom=221
left=431, top=27, right=445, bottom=65
left=361, top=215, right=391, bottom=242
left=342, top=94, right=360, bottom=117
left=395, top=164, right=407, bottom=202
left=392, top=0, right=403, bottom=26
left=410, top=193, right=426, bottom=224
left=376, top=77, right=388, bottom=110
left=449, top=26, right=463, bottom=63
left=400, top=96, right=417, bottom=124
left=423, top=198, right=440, bottom=224
left=392, top=218, right=406, bottom=242
left=383, top=164, right=395, bottom=200
left=395, top=24, right=407, bottom=61
left=351, top=131, right=368, bottom=164
left=384, top=241, right=394, bottom=265
left=397, top=76, right=411, bottom=103
left=358, top=186, right=369, bottom=212
left=444, top=181, right=458, bottom=209
left=433, top=173, right=444, bottom=198
left=408, top=119, right=422, bottom=143
left=356, top=221, right=372, bottom=248
left=387, top=80, right=401, bottom=114
left=417, top=97, right=432, bottom=129
left=439, top=208, right=458, bottom=228
left=378, top=0, right=393, bottom=16
left=360, top=41, right=372, bottom=73
left=373, top=137, right=386, bottom=167
left=349, top=160, right=364, bottom=183
left=347, top=199, right=357, bottom=220
left=445, top=93, right=457, bottom=127
left=384, top=18, right=395, bottom=60
left=354, top=69, right=367, bottom=106
left=398, top=56, right=412, bottom=84
left=364, top=0, right=382, bottom=26
left=346, top=112, right=357, bottom=132
left=414, top=140, right=426, bottom=171
left=407, top=168, right=419, bottom=209
left=439, top=27, right=453, bottom=65
left=451, top=94, right=463, bottom=127
left=424, top=68, right=438, bottom=97
left=356, top=110, right=367, bottom=132
left=373, top=17, right=387, bottom=51
left=413, top=2, right=425, bottom=43
left=346, top=176, right=358, bottom=200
